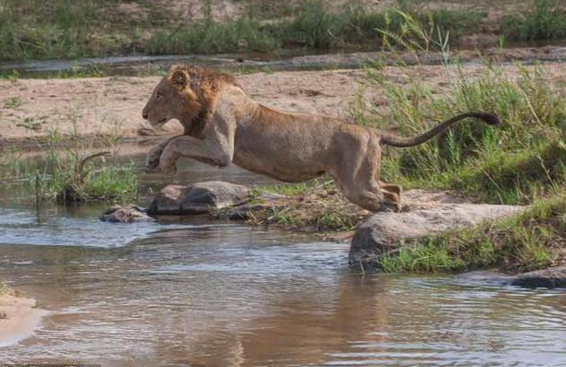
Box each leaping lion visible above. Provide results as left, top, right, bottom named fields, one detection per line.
left=142, top=65, right=500, bottom=212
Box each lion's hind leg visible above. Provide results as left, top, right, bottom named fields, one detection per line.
left=344, top=188, right=401, bottom=213
left=331, top=133, right=401, bottom=213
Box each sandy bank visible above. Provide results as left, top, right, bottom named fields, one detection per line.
left=0, top=69, right=372, bottom=143
left=0, top=291, right=46, bottom=347
left=2, top=61, right=566, bottom=145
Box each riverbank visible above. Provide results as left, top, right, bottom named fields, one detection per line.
left=0, top=286, right=46, bottom=347
left=4, top=58, right=566, bottom=144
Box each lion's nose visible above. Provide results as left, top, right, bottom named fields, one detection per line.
left=142, top=111, right=149, bottom=120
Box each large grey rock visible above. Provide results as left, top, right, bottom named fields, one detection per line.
left=512, top=266, right=566, bottom=289
left=349, top=190, right=525, bottom=264
left=148, top=181, right=249, bottom=215
left=100, top=205, right=154, bottom=223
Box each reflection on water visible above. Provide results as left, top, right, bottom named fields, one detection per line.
left=1, top=228, right=566, bottom=366
left=1, top=152, right=566, bottom=366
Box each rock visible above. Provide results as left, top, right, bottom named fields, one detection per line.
left=511, top=266, right=566, bottom=289
left=349, top=190, right=525, bottom=264
left=148, top=181, right=249, bottom=215
left=100, top=205, right=154, bottom=223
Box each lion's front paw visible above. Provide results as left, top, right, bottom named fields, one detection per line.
left=146, top=146, right=166, bottom=171
left=159, top=161, right=178, bottom=175
left=145, top=155, right=161, bottom=171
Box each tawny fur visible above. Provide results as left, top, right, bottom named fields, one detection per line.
left=142, top=65, right=499, bottom=212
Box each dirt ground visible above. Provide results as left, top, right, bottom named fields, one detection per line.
left=0, top=291, right=46, bottom=347
left=0, top=68, right=374, bottom=143
left=2, top=60, right=566, bottom=145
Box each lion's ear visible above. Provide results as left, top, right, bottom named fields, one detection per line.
left=170, top=70, right=189, bottom=90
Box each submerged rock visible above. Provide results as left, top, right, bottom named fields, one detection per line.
left=349, top=190, right=525, bottom=265
left=148, top=181, right=249, bottom=215
left=512, top=266, right=566, bottom=289
left=100, top=205, right=154, bottom=223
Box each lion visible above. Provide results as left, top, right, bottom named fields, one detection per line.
left=142, top=65, right=500, bottom=212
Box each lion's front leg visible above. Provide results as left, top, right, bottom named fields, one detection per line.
left=146, top=144, right=166, bottom=171
left=145, top=135, right=183, bottom=171
left=158, top=135, right=234, bottom=175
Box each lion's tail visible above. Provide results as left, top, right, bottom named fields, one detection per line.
left=380, top=112, right=500, bottom=148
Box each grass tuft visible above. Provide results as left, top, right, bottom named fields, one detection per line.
left=0, top=282, right=9, bottom=296
left=501, top=0, right=566, bottom=41
left=0, top=127, right=138, bottom=204
left=363, top=61, right=566, bottom=204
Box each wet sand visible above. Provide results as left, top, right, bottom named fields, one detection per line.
left=0, top=291, right=46, bottom=347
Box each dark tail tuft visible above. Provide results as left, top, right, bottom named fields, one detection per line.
left=476, top=112, right=501, bottom=126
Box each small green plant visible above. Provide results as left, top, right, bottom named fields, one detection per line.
left=16, top=117, right=41, bottom=131
left=248, top=179, right=366, bottom=232
left=52, top=153, right=138, bottom=203
left=0, top=282, right=9, bottom=296
left=4, top=97, right=21, bottom=108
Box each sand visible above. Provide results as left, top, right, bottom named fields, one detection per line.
left=2, top=62, right=566, bottom=144
left=0, top=69, right=374, bottom=143
left=0, top=292, right=47, bottom=347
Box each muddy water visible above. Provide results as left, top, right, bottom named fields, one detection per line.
left=1, top=154, right=566, bottom=366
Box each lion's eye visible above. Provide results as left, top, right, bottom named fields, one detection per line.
left=156, top=94, right=163, bottom=100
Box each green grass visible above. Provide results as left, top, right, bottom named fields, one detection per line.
left=0, top=128, right=139, bottom=204
left=4, top=0, right=566, bottom=62
left=0, top=0, right=117, bottom=61
left=378, top=193, right=566, bottom=273
left=354, top=13, right=566, bottom=273
left=363, top=62, right=566, bottom=205
left=501, top=0, right=566, bottom=41
left=0, top=0, right=489, bottom=62
left=147, top=2, right=486, bottom=55
left=0, top=282, right=9, bottom=296
left=3, top=97, right=22, bottom=109
left=0, top=0, right=169, bottom=61
left=251, top=180, right=327, bottom=198
left=49, top=159, right=139, bottom=204
left=147, top=17, right=280, bottom=55
left=248, top=179, right=362, bottom=232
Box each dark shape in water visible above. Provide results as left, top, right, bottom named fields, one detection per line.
left=100, top=204, right=154, bottom=223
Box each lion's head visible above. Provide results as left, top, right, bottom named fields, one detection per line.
left=142, top=65, right=238, bottom=136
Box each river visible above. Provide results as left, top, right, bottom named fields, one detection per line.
left=0, top=149, right=565, bottom=366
